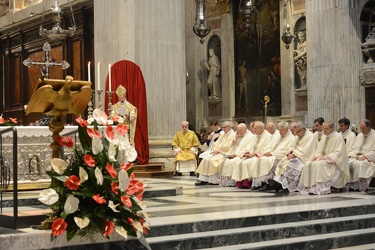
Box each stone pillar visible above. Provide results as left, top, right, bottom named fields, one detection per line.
left=94, top=0, right=186, bottom=167
left=306, top=0, right=363, bottom=126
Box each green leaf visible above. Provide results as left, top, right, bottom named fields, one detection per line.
left=66, top=227, right=78, bottom=241
left=78, top=125, right=91, bottom=150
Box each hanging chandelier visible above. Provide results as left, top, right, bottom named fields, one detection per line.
left=239, top=0, right=257, bottom=32
left=193, top=0, right=210, bottom=44
left=281, top=0, right=294, bottom=49
left=39, top=0, right=76, bottom=41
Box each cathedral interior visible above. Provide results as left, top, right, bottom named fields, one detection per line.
left=0, top=1, right=375, bottom=249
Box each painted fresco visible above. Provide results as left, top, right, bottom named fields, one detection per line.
left=234, top=0, right=281, bottom=117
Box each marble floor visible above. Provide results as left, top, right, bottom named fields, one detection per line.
left=143, top=175, right=375, bottom=249
left=2, top=175, right=375, bottom=249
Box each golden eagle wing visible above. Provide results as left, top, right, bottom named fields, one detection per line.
left=26, top=85, right=57, bottom=115
left=70, top=81, right=93, bottom=115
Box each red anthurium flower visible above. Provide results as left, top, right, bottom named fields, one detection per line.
left=102, top=220, right=115, bottom=237
left=126, top=185, right=137, bottom=195
left=55, top=136, right=74, bottom=148
left=120, top=162, right=133, bottom=171
left=66, top=175, right=80, bottom=190
left=51, top=218, right=68, bottom=236
left=9, top=117, right=17, bottom=124
left=130, top=172, right=135, bottom=180
left=84, top=154, right=96, bottom=167
left=92, top=194, right=107, bottom=204
left=106, top=163, right=117, bottom=178
left=121, top=195, right=132, bottom=208
left=111, top=115, right=120, bottom=122
left=111, top=182, right=119, bottom=194
left=0, top=117, right=4, bottom=124
left=87, top=128, right=102, bottom=139
left=116, top=123, right=128, bottom=136
left=136, top=189, right=145, bottom=201
left=105, top=126, right=115, bottom=140
left=75, top=116, right=89, bottom=127
left=128, top=218, right=134, bottom=225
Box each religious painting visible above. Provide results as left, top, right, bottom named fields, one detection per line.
left=233, top=0, right=281, bottom=117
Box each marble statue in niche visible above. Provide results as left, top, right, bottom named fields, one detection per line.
left=293, top=31, right=307, bottom=90
left=205, top=48, right=221, bottom=100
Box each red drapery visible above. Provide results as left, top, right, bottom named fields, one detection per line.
left=105, top=60, right=149, bottom=164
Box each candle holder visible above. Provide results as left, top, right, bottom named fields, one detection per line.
left=87, top=90, right=94, bottom=118
left=107, top=90, right=114, bottom=117
left=96, top=90, right=103, bottom=110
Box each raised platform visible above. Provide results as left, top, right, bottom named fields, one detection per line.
left=133, top=162, right=175, bottom=178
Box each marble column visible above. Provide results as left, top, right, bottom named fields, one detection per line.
left=94, top=0, right=186, bottom=166
left=306, top=0, right=363, bottom=126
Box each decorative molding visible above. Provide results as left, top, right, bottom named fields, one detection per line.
left=360, top=66, right=375, bottom=87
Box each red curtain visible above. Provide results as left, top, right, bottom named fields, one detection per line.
left=105, top=60, right=149, bottom=164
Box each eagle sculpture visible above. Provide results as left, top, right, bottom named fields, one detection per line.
left=26, top=75, right=92, bottom=119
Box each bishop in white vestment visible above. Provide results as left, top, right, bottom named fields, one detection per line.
left=347, top=119, right=375, bottom=192
left=195, top=121, right=235, bottom=185
left=299, top=122, right=349, bottom=195
left=232, top=121, right=272, bottom=183
left=218, top=123, right=253, bottom=186
left=272, top=122, right=317, bottom=192
left=249, top=122, right=295, bottom=188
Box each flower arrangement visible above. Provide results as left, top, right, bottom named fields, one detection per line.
left=0, top=114, right=17, bottom=126
left=38, top=109, right=148, bottom=241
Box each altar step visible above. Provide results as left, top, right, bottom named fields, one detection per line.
left=145, top=204, right=375, bottom=249
left=133, top=162, right=175, bottom=178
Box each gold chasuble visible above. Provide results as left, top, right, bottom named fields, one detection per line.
left=172, top=130, right=200, bottom=172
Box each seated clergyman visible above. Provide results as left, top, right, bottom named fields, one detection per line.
left=172, top=121, right=200, bottom=176
left=270, top=122, right=317, bottom=192
left=347, top=119, right=375, bottom=192
left=299, top=122, right=350, bottom=195
left=195, top=121, right=235, bottom=185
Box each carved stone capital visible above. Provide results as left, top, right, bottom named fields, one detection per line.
left=359, top=66, right=375, bottom=87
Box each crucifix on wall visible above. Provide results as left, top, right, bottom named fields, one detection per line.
left=23, top=42, right=70, bottom=78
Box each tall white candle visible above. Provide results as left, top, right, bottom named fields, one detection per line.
left=88, top=62, right=91, bottom=82
left=109, top=63, right=112, bottom=92
left=97, top=62, right=100, bottom=91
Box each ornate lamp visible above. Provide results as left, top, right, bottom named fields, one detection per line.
left=193, top=0, right=210, bottom=44
left=39, top=0, right=76, bottom=41
left=281, top=0, right=294, bottom=49
left=282, top=24, right=294, bottom=49
left=239, top=0, right=256, bottom=31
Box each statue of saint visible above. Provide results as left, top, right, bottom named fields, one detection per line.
left=112, top=85, right=137, bottom=146
left=293, top=32, right=307, bottom=89
left=205, top=48, right=221, bottom=99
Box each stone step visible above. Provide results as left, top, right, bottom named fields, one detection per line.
left=146, top=211, right=375, bottom=249
left=146, top=203, right=375, bottom=237
left=134, top=162, right=165, bottom=171
left=200, top=228, right=375, bottom=250
left=134, top=170, right=175, bottom=178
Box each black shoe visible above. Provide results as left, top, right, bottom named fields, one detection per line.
left=174, top=172, right=182, bottom=176
left=251, top=186, right=261, bottom=191
left=268, top=179, right=282, bottom=193
left=195, top=181, right=208, bottom=186
left=258, top=184, right=273, bottom=191
left=190, top=171, right=196, bottom=176
left=308, top=192, right=316, bottom=195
